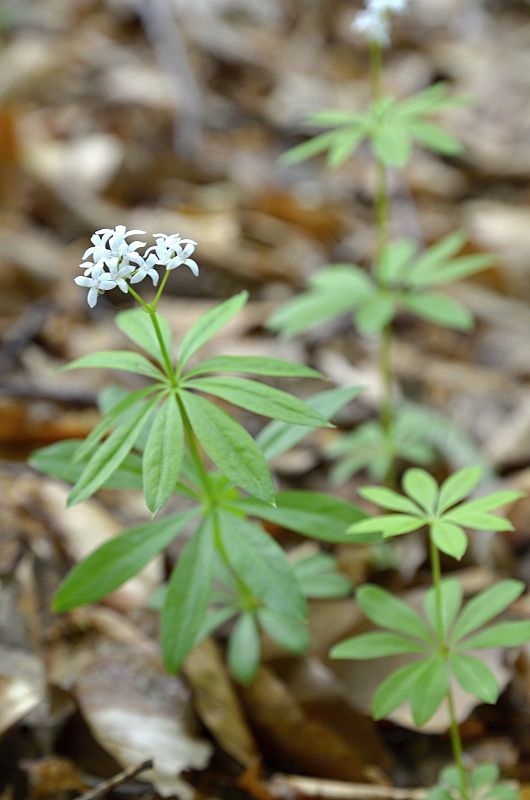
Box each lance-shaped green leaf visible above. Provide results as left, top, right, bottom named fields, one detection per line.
left=373, top=122, right=412, bottom=167
left=403, top=468, right=439, bottom=513
left=401, top=292, right=473, bottom=330
left=372, top=660, right=431, bottom=720
left=234, top=490, right=365, bottom=543
left=116, top=308, right=172, bottom=363
left=53, top=509, right=198, bottom=611
left=143, top=395, right=184, bottom=513
left=62, top=351, right=165, bottom=381
left=359, top=486, right=423, bottom=515
left=471, top=765, right=499, bottom=790
left=228, top=613, right=261, bottom=684
left=450, top=654, right=499, bottom=704
left=219, top=513, right=306, bottom=621
left=280, top=130, right=339, bottom=166
left=162, top=518, right=216, bottom=673
left=451, top=580, right=525, bottom=642
left=395, top=82, right=465, bottom=117
left=406, top=232, right=467, bottom=285
left=293, top=554, right=352, bottom=600
left=331, top=631, right=429, bottom=660
left=185, top=376, right=329, bottom=427
left=268, top=288, right=358, bottom=337
left=357, top=585, right=433, bottom=641
left=437, top=466, right=484, bottom=514
left=377, top=240, right=416, bottom=284
left=355, top=292, right=396, bottom=334
left=185, top=354, right=322, bottom=380
left=181, top=392, right=274, bottom=504
left=458, top=621, right=530, bottom=651
left=178, top=291, right=248, bottom=370
left=75, top=385, right=157, bottom=463
left=349, top=514, right=425, bottom=538
left=424, top=579, right=462, bottom=636
left=410, top=657, right=450, bottom=726
left=258, top=386, right=362, bottom=461
left=30, top=439, right=144, bottom=490
left=258, top=608, right=310, bottom=654
left=431, top=521, right=468, bottom=560
left=408, top=120, right=462, bottom=155
left=68, top=398, right=157, bottom=506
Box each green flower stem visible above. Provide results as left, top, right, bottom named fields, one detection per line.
left=370, top=41, right=395, bottom=487
left=127, top=282, right=175, bottom=379
left=429, top=534, right=470, bottom=800
left=177, top=397, right=255, bottom=605
left=152, top=269, right=171, bottom=309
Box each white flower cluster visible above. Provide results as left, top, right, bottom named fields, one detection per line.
left=74, top=226, right=199, bottom=307
left=352, top=0, right=409, bottom=46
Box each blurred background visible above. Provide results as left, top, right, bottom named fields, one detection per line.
left=2, top=0, right=530, bottom=798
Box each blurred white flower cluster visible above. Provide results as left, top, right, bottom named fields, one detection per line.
left=74, top=226, right=199, bottom=307
left=352, top=0, right=409, bottom=46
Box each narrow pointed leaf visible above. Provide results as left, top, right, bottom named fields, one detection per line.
left=459, top=621, right=530, bottom=650
left=185, top=355, right=322, bottom=379
left=68, top=399, right=157, bottom=506
left=356, top=293, right=396, bottom=334
left=431, top=521, right=468, bottom=560
left=357, top=585, right=432, bottom=641
left=331, top=631, right=428, bottom=660
left=162, top=519, right=215, bottom=673
left=178, top=291, right=248, bottom=369
left=181, top=391, right=274, bottom=503
left=410, top=658, right=450, bottom=727
left=116, top=309, right=172, bottom=363
left=228, top=614, right=261, bottom=684
left=450, top=654, right=499, bottom=703
left=401, top=292, right=473, bottom=330
left=143, top=395, right=184, bottom=513
left=438, top=467, right=484, bottom=514
left=185, top=375, right=329, bottom=427
left=62, top=351, right=164, bottom=380
left=403, top=468, right=439, bottom=513
left=258, top=608, right=310, bottom=654
left=425, top=579, right=462, bottom=636
left=359, top=486, right=423, bottom=515
left=53, top=509, right=198, bottom=611
left=373, top=660, right=431, bottom=720
left=451, top=580, right=525, bottom=642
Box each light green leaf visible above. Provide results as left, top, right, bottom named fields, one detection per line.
left=408, top=120, right=463, bottom=155
left=75, top=385, right=157, bottom=464
left=307, top=110, right=363, bottom=126
left=185, top=375, right=329, bottom=427
left=401, top=292, right=473, bottom=330
left=447, top=491, right=523, bottom=515
left=178, top=292, right=248, bottom=370
left=450, top=654, right=499, bottom=703
left=280, top=131, right=338, bottom=166
left=349, top=514, right=425, bottom=538
left=327, top=127, right=365, bottom=167
left=406, top=232, right=467, bottom=284
left=437, top=466, right=484, bottom=513
left=417, top=254, right=495, bottom=288
left=268, top=289, right=357, bottom=337
left=258, top=608, right=310, bottom=654
left=356, top=292, right=396, bottom=334
left=377, top=240, right=416, bottom=285
left=235, top=490, right=365, bottom=543
left=161, top=518, right=215, bottom=673
left=359, top=486, right=422, bottom=515
left=372, top=660, right=431, bottom=720
left=228, top=613, right=261, bottom=684
left=258, top=386, right=362, bottom=461
left=181, top=391, right=275, bottom=503
left=62, top=351, right=165, bottom=381
left=431, top=521, right=468, bottom=560
left=373, top=122, right=412, bottom=167
left=425, top=578, right=462, bottom=635
left=220, top=513, right=306, bottom=620
left=30, top=440, right=143, bottom=489
left=410, top=657, right=450, bottom=726
left=357, top=585, right=432, bottom=641
left=116, top=308, right=172, bottom=363
left=443, top=508, right=513, bottom=531
left=330, top=631, right=428, bottom=660
left=459, top=621, right=530, bottom=650
left=143, top=395, right=184, bottom=513
left=403, top=468, right=439, bottom=513
left=395, top=83, right=464, bottom=117
left=471, top=765, right=499, bottom=790
left=53, top=509, right=198, bottom=611
left=451, top=580, right=525, bottom=642
left=185, top=355, right=322, bottom=380
left=68, top=398, right=157, bottom=506
left=297, top=572, right=352, bottom=599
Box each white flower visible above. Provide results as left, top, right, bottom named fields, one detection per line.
left=130, top=253, right=160, bottom=286
left=370, top=0, right=409, bottom=13
left=83, top=225, right=146, bottom=267
left=353, top=7, right=390, bottom=45
left=74, top=272, right=117, bottom=308
left=149, top=233, right=199, bottom=276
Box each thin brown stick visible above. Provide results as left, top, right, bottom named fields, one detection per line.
left=74, top=760, right=153, bottom=800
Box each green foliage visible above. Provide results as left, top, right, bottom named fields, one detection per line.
left=349, top=466, right=522, bottom=559
left=331, top=577, right=529, bottom=725
left=281, top=83, right=464, bottom=170
left=426, top=764, right=518, bottom=800
left=269, top=234, right=495, bottom=339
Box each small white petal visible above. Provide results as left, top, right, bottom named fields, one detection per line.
left=87, top=286, right=99, bottom=307
left=75, top=276, right=92, bottom=287
left=184, top=259, right=199, bottom=276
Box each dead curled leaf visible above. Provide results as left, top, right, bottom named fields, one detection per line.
left=74, top=639, right=213, bottom=798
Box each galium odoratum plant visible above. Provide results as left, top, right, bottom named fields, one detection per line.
left=331, top=466, right=526, bottom=800
left=269, top=0, right=495, bottom=486
left=30, top=225, right=366, bottom=684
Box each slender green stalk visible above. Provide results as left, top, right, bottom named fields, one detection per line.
left=369, top=42, right=395, bottom=487
left=128, top=282, right=175, bottom=379
left=429, top=534, right=470, bottom=800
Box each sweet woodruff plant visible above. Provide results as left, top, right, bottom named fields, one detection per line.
left=269, top=1, right=529, bottom=798
left=31, top=225, right=366, bottom=683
